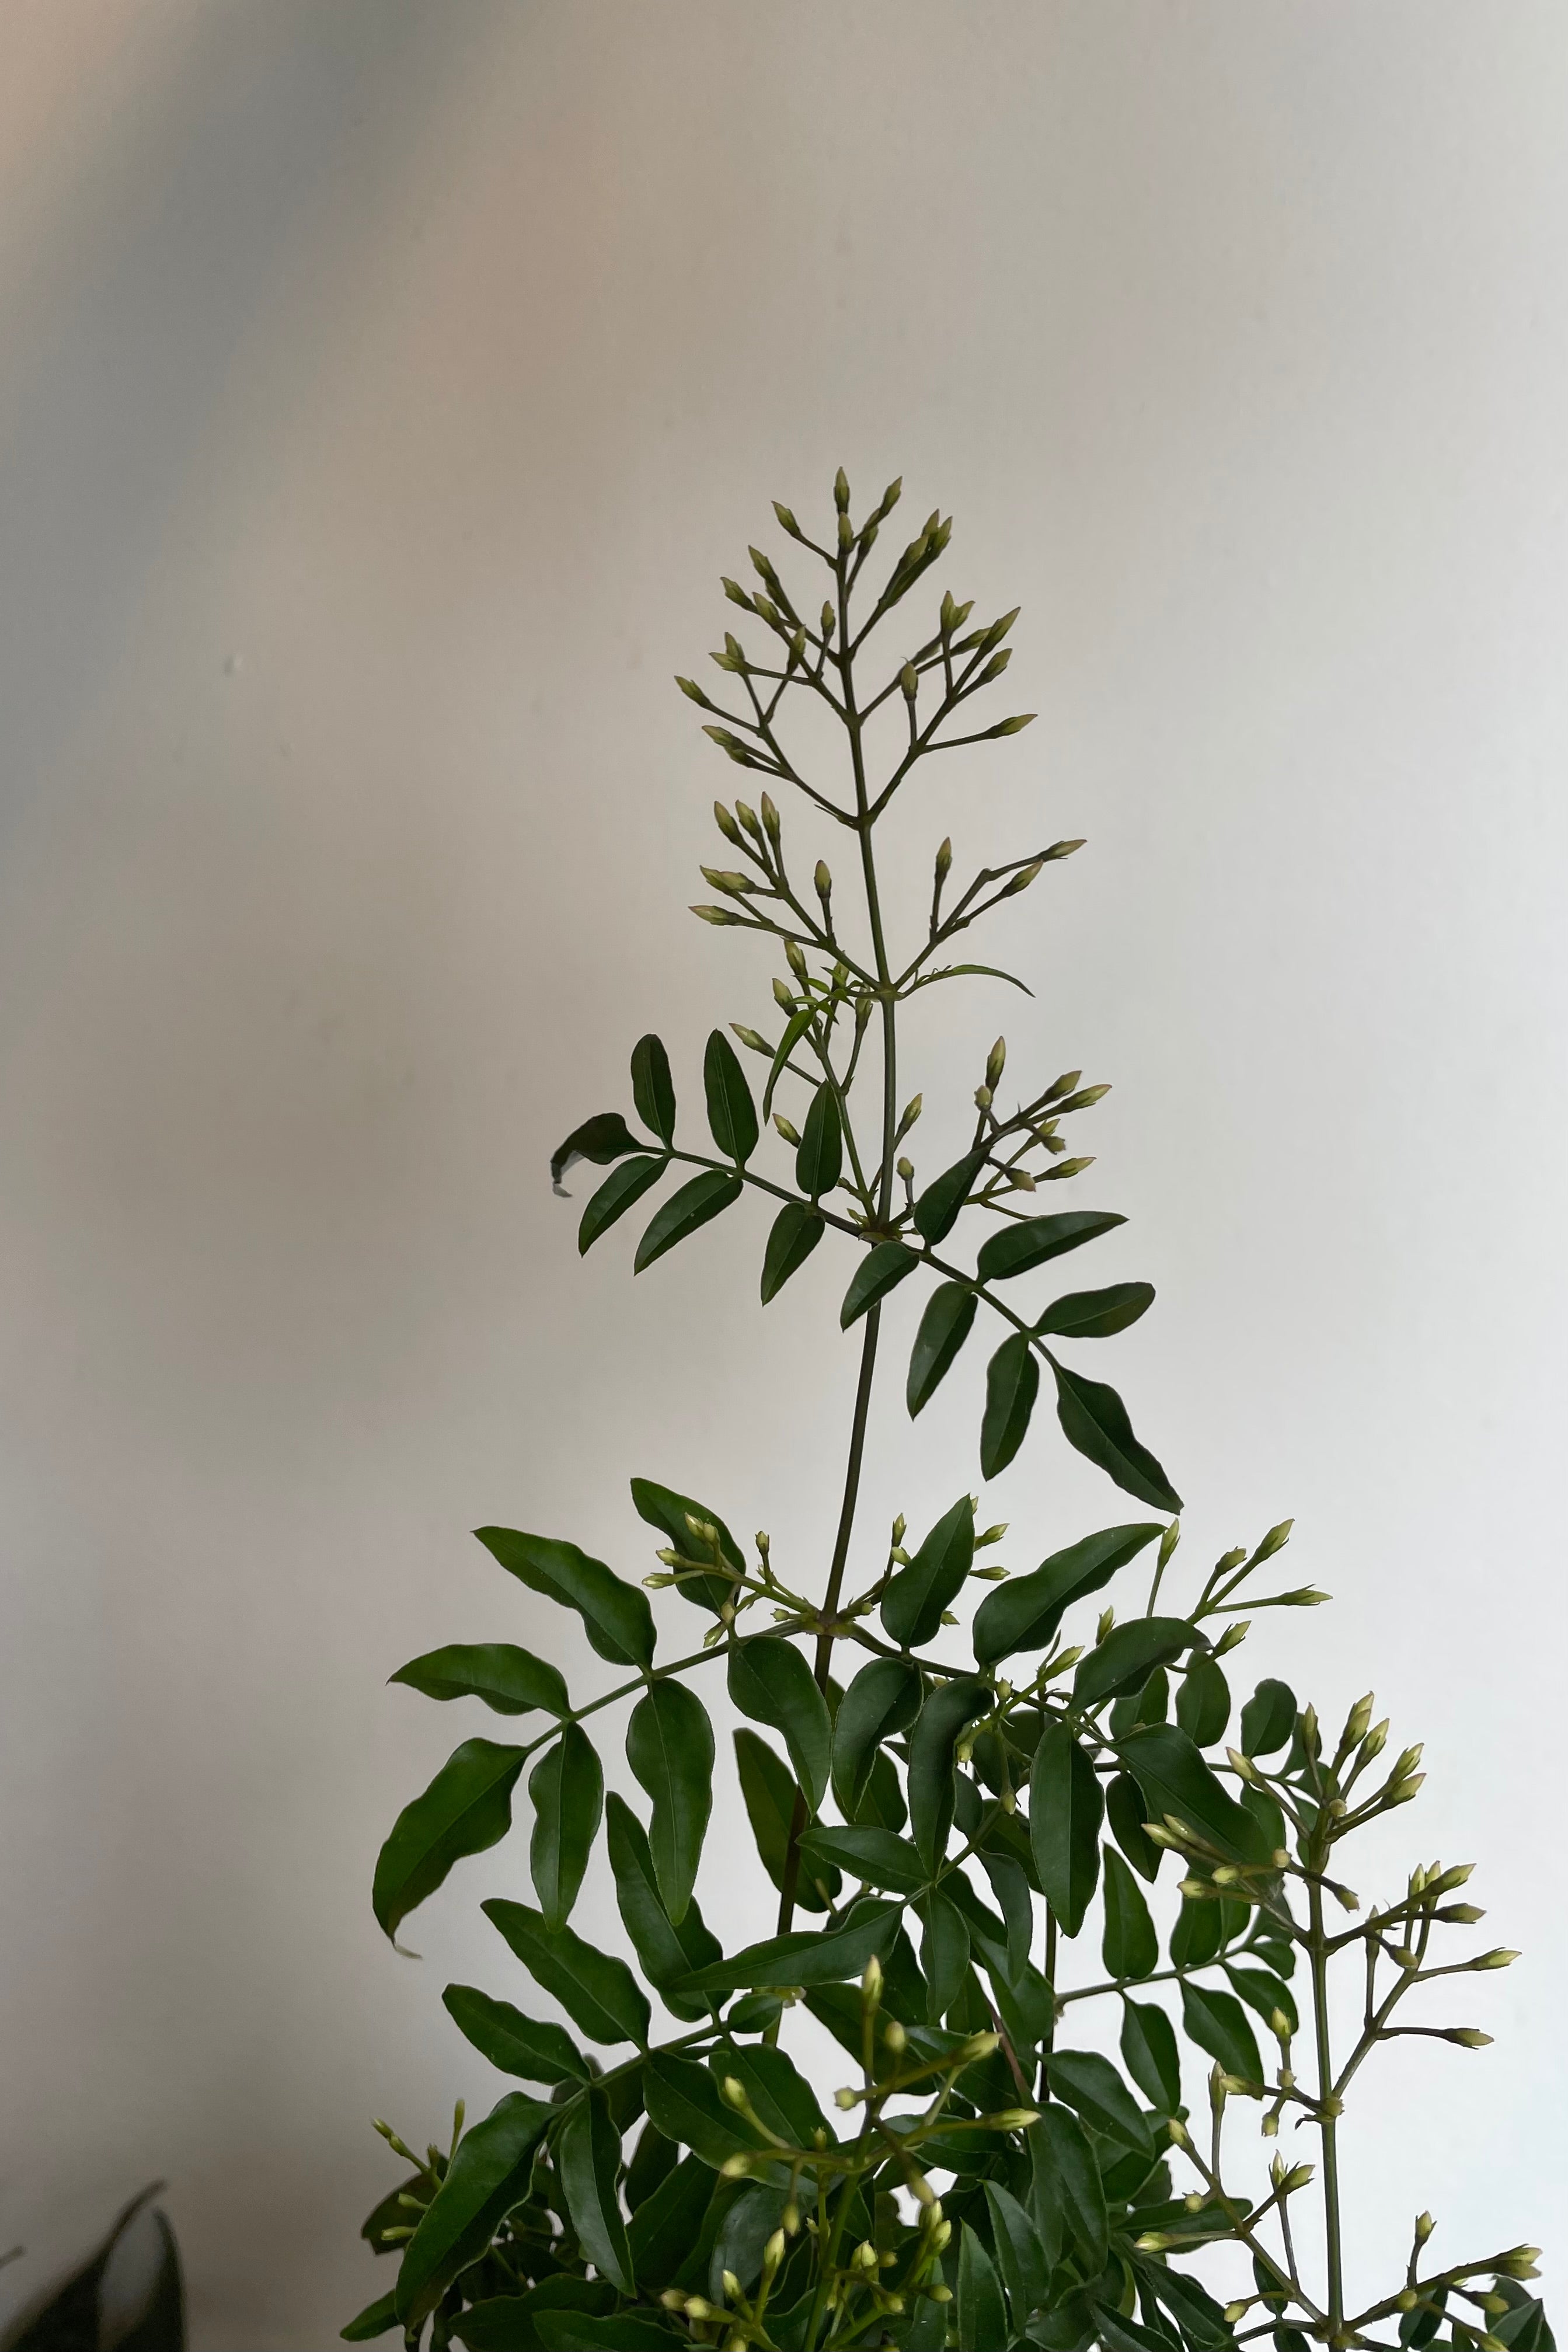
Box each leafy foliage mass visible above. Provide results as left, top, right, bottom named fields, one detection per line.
left=349, top=478, right=1549, bottom=2352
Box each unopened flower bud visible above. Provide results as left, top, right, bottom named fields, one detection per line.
left=814, top=860, right=832, bottom=904
left=974, top=1083, right=992, bottom=1110
left=901, top=661, right=918, bottom=700
left=773, top=1113, right=801, bottom=1145
left=883, top=2018, right=906, bottom=2053
left=935, top=837, right=953, bottom=881
left=986, top=1037, right=1006, bottom=1087
left=1414, top=2211, right=1435, bottom=2243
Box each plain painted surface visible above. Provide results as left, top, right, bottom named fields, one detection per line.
left=0, top=4, right=1562, bottom=2339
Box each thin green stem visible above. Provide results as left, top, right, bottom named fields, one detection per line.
left=1308, top=1877, right=1345, bottom=2334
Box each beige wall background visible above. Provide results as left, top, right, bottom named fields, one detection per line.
left=0, top=4, right=1563, bottom=2341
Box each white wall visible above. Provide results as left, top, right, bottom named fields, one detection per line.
left=0, top=5, right=1562, bottom=2340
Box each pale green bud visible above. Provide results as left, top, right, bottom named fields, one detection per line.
left=773, top=1113, right=801, bottom=1146
left=814, top=859, right=832, bottom=903
left=935, top=836, right=952, bottom=881
left=713, top=801, right=744, bottom=845
left=986, top=1037, right=1006, bottom=1087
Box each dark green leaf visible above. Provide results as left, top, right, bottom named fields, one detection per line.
left=361, top=2173, right=423, bottom=2256
left=907, top=1281, right=978, bottom=1416
left=1120, top=1996, right=1182, bottom=2113
left=728, top=1637, right=831, bottom=1814
left=476, top=1527, right=656, bottom=1670
left=372, top=1739, right=525, bottom=1942
left=1240, top=1678, right=1298, bottom=1758
left=389, top=1643, right=569, bottom=1719
left=915, top=1890, right=971, bottom=2022
left=1170, top=1891, right=1226, bottom=1971
left=643, top=2054, right=758, bottom=2167
left=1102, top=1849, right=1158, bottom=1980
left=1176, top=1656, right=1231, bottom=1748
left=1135, top=2266, right=1237, bottom=2351
left=977, top=1208, right=1126, bottom=1284
left=1029, top=2105, right=1107, bottom=2269
left=579, top=1155, right=667, bottom=1253
left=1115, top=1724, right=1270, bottom=1867
left=442, top=1984, right=589, bottom=2086
left=1182, top=1982, right=1264, bottom=2083
left=703, top=1029, right=758, bottom=1162
left=733, top=1729, right=832, bottom=1913
left=1224, top=1964, right=1298, bottom=2038
left=709, top=2042, right=827, bottom=2148
left=908, top=1678, right=991, bottom=1871
left=630, top=1034, right=676, bottom=1146
left=760, top=1201, right=823, bottom=1302
left=626, top=1681, right=713, bottom=1925
left=832, top=1658, right=922, bottom=1816
left=761, top=1005, right=813, bottom=1119
left=796, top=1083, right=842, bottom=1197
left=982, top=2180, right=1048, bottom=2330
left=799, top=1824, right=926, bottom=1893
left=1074, top=1619, right=1197, bottom=1710
left=604, top=1793, right=721, bottom=2022
left=1110, top=1667, right=1170, bottom=1739
left=630, top=1475, right=741, bottom=1616
left=1029, top=1721, right=1102, bottom=1936
left=627, top=2153, right=718, bottom=2291
left=635, top=1169, right=743, bottom=1272
left=529, top=1723, right=602, bottom=1930
left=557, top=2092, right=634, bottom=2294
left=978, top=1850, right=1034, bottom=1981
left=1107, top=1770, right=1162, bottom=1882
left=881, top=1493, right=977, bottom=1650
left=395, top=2092, right=554, bottom=2322
left=980, top=1330, right=1039, bottom=1478
left=1035, top=1281, right=1155, bottom=1339
left=1047, top=2048, right=1153, bottom=2155
left=912, top=1147, right=988, bottom=1244
left=957, top=2224, right=1009, bottom=2352
left=685, top=1898, right=901, bottom=1994
left=341, top=2291, right=399, bottom=2340
left=535, top=2314, right=681, bottom=2351
left=483, top=1901, right=650, bottom=2046
left=840, top=1239, right=919, bottom=1329
left=453, top=2282, right=618, bottom=2350
left=973, top=1522, right=1163, bottom=1665
left=853, top=1746, right=908, bottom=1833
left=550, top=1112, right=642, bottom=1193
left=1093, top=2306, right=1177, bottom=2352
left=1048, top=1356, right=1183, bottom=1512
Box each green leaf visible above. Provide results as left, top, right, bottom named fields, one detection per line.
left=535, top=2309, right=681, bottom=2350
left=476, top=1527, right=656, bottom=1670
left=978, top=1850, right=1034, bottom=1981
left=1182, top=1981, right=1264, bottom=2083
left=1034, top=1281, right=1155, bottom=1339
left=761, top=1005, right=813, bottom=1118
left=1170, top=1889, right=1226, bottom=1970
left=557, top=2091, right=635, bottom=2294
left=1107, top=1770, right=1162, bottom=1881
left=1240, top=1677, right=1298, bottom=1757
left=906, top=1281, right=978, bottom=1416
left=372, top=1739, right=525, bottom=1942
left=1225, top=1963, right=1298, bottom=2037
left=708, top=2183, right=792, bottom=2300
left=1114, top=1724, right=1271, bottom=1867
left=580, top=1155, right=667, bottom=1253
left=550, top=1112, right=643, bottom=1192
left=840, top=1239, right=919, bottom=1328
left=1073, top=1619, right=1197, bottom=1710
left=635, top=1169, right=743, bottom=1272
left=982, top=2181, right=1048, bottom=2332
left=630, top=1476, right=742, bottom=1615
left=626, top=1681, right=714, bottom=1925
left=852, top=1745, right=907, bottom=1832
left=1110, top=1667, right=1170, bottom=1739
left=913, top=1147, right=988, bottom=1245
left=760, top=1201, right=823, bottom=1302
left=1093, top=2305, right=1177, bottom=2352
left=361, top=2174, right=423, bottom=2256
left=453, top=2284, right=619, bottom=2350
left=916, top=1890, right=971, bottom=2023
left=441, top=1984, right=589, bottom=2086
left=1120, top=1995, right=1182, bottom=2113
left=796, top=1082, right=842, bottom=1197
left=908, top=1678, right=991, bottom=1871
left=881, top=1493, right=977, bottom=1650
left=973, top=1522, right=1163, bottom=1665
left=685, top=1899, right=901, bottom=1994
left=799, top=1824, right=926, bottom=1893
left=831, top=1658, right=922, bottom=1816
left=394, top=2092, right=554, bottom=2322
left=1029, top=2104, right=1107, bottom=2269
left=976, top=1208, right=1126, bottom=1284
left=1029, top=1721, right=1103, bottom=1935
left=630, top=1034, right=676, bottom=1146
left=1176, top=1656, right=1231, bottom=1747
left=483, top=1901, right=650, bottom=2046
left=957, top=2224, right=1009, bottom=2352
left=709, top=2043, right=827, bottom=2148
left=733, top=1729, right=832, bottom=1912
left=1102, top=1848, right=1158, bottom=1980
left=1135, top=2267, right=1237, bottom=2352
left=980, top=1330, right=1039, bottom=1478
left=341, top=2292, right=399, bottom=2341
left=626, top=2153, right=718, bottom=2292
left=643, top=2054, right=758, bottom=2168
left=728, top=1637, right=831, bottom=1815
left=1048, top=1357, right=1183, bottom=1512
left=389, top=1643, right=569, bottom=1718
left=1047, top=2048, right=1153, bottom=2155
left=528, top=1723, right=602, bottom=1930
left=604, top=1794, right=720, bottom=2023
left=703, top=1029, right=758, bottom=1162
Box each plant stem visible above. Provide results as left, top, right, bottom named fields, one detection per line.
left=1308, top=1876, right=1345, bottom=2335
